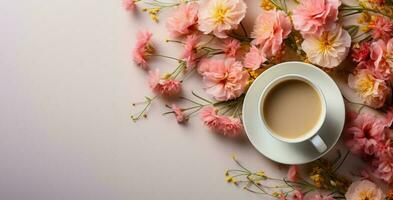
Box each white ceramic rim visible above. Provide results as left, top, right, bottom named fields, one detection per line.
left=258, top=74, right=327, bottom=143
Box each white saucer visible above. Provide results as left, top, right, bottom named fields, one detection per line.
left=242, top=62, right=345, bottom=164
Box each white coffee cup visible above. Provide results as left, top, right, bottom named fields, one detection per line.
left=258, top=74, right=328, bottom=153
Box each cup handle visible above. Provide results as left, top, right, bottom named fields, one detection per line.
left=310, top=135, right=327, bottom=153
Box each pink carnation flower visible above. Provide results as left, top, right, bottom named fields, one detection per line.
left=344, top=111, right=391, bottom=155
left=348, top=69, right=390, bottom=109
left=345, top=180, right=384, bottom=200
left=165, top=2, right=198, bottom=38
left=199, top=58, right=249, bottom=101
left=171, top=104, right=186, bottom=123
left=200, top=106, right=243, bottom=137
left=251, top=9, right=291, bottom=57
left=123, top=0, right=136, bottom=11
left=370, top=16, right=393, bottom=41
left=198, top=0, right=247, bottom=38
left=287, top=165, right=298, bottom=182
left=182, top=34, right=200, bottom=69
left=132, top=31, right=154, bottom=70
left=243, top=46, right=266, bottom=70
left=292, top=0, right=340, bottom=36
left=223, top=39, right=241, bottom=57
left=148, top=69, right=181, bottom=96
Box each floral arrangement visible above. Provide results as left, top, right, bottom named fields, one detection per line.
left=126, top=0, right=393, bottom=199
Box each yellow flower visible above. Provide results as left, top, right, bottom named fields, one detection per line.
left=310, top=174, right=324, bottom=188
left=260, top=0, right=275, bottom=10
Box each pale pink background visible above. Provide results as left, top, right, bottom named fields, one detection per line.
left=0, top=0, right=362, bottom=199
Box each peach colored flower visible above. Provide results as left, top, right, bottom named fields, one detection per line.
left=171, top=104, right=186, bottom=123
left=182, top=34, right=200, bottom=69
left=348, top=69, right=390, bottom=108
left=123, top=0, right=136, bottom=11
left=243, top=45, right=266, bottom=70
left=200, top=58, right=249, bottom=101
left=223, top=38, right=241, bottom=57
left=302, top=26, right=351, bottom=68
left=369, top=39, right=393, bottom=80
left=200, top=106, right=243, bottom=137
left=250, top=9, right=291, bottom=57
left=133, top=31, right=154, bottom=70
left=292, top=0, right=340, bottom=36
left=287, top=165, right=298, bottom=182
left=148, top=69, right=181, bottom=96
left=345, top=180, right=384, bottom=200
left=344, top=111, right=390, bottom=155
left=165, top=2, right=199, bottom=37
left=369, top=16, right=393, bottom=41
left=198, top=0, right=247, bottom=38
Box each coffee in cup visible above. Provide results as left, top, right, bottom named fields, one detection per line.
left=259, top=74, right=327, bottom=153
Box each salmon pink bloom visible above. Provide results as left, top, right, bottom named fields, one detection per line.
left=348, top=69, right=390, bottom=108
left=133, top=31, right=154, bottom=70
left=182, top=34, right=200, bottom=69
left=344, top=111, right=391, bottom=155
left=345, top=180, right=384, bottom=200
left=243, top=46, right=266, bottom=70
left=148, top=69, right=181, bottom=96
left=171, top=104, right=186, bottom=123
left=302, top=26, right=351, bottom=68
left=250, top=9, right=291, bottom=57
left=223, top=39, right=240, bottom=57
left=292, top=0, right=340, bottom=36
left=200, top=106, right=243, bottom=137
left=372, top=142, right=393, bottom=183
left=165, top=2, right=199, bottom=37
left=123, top=0, right=136, bottom=10
left=200, top=58, right=249, bottom=101
left=287, top=165, right=298, bottom=182
left=369, top=39, right=393, bottom=80
left=197, top=0, right=247, bottom=38
left=369, top=16, right=393, bottom=41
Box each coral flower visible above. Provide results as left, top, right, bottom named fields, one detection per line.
left=148, top=69, right=181, bottom=96
left=372, top=142, right=393, bottom=183
left=370, top=39, right=393, bottom=80
left=243, top=46, right=266, bottom=70
left=200, top=106, right=243, bottom=137
left=199, top=58, right=249, bottom=101
left=348, top=69, right=390, bottom=108
left=223, top=38, right=241, bottom=57
left=292, top=0, right=341, bottom=36
left=302, top=26, right=351, bottom=68
left=344, top=111, right=391, bottom=155
left=123, top=0, right=136, bottom=11
left=287, top=165, right=298, bottom=182
left=171, top=104, right=186, bottom=123
left=345, top=180, right=384, bottom=200
left=369, top=16, right=393, bottom=41
left=165, top=2, right=199, bottom=37
left=198, top=0, right=247, bottom=38
left=182, top=34, right=200, bottom=69
left=133, top=31, right=154, bottom=70
left=250, top=9, right=291, bottom=57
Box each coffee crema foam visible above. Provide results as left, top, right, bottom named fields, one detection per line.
left=262, top=79, right=322, bottom=139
